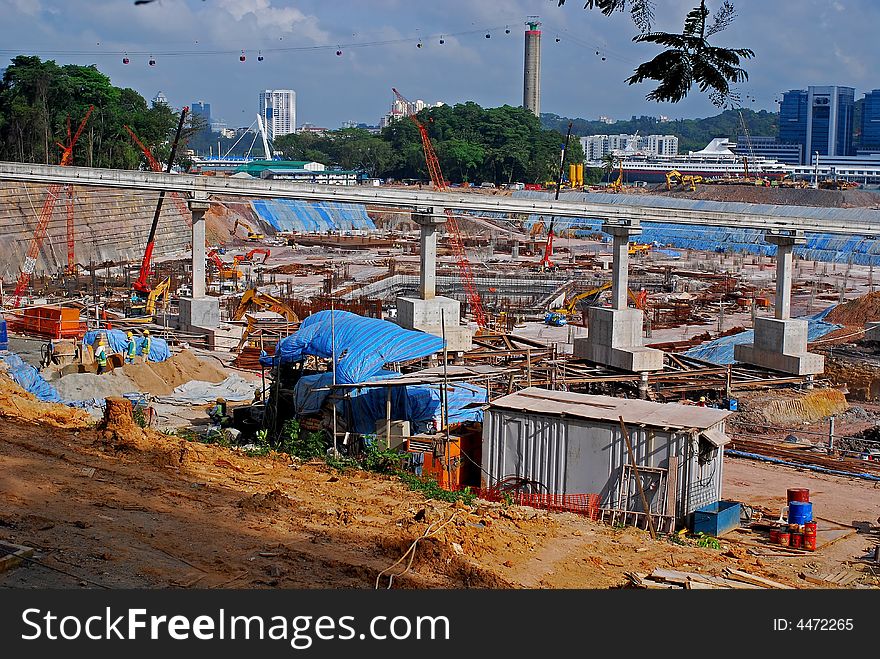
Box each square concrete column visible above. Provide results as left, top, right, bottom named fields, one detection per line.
left=189, top=194, right=210, bottom=299
left=397, top=206, right=472, bottom=352
left=734, top=231, right=822, bottom=376
left=412, top=208, right=446, bottom=300
left=573, top=220, right=663, bottom=372
left=179, top=192, right=220, bottom=335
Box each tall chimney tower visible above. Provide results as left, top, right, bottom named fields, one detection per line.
left=523, top=17, right=542, bottom=116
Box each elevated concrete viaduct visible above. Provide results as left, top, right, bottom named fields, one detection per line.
left=1, top=161, right=870, bottom=377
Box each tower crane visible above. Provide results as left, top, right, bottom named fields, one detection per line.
left=132, top=106, right=189, bottom=296
left=11, top=105, right=93, bottom=308
left=391, top=87, right=488, bottom=330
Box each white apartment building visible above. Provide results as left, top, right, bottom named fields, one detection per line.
left=581, top=134, right=679, bottom=161
left=259, top=90, right=296, bottom=141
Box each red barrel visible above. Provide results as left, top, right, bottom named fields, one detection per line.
left=787, top=488, right=810, bottom=503
left=791, top=533, right=804, bottom=549
left=804, top=521, right=818, bottom=535
left=769, top=529, right=781, bottom=544
left=803, top=533, right=817, bottom=551
left=778, top=532, right=791, bottom=547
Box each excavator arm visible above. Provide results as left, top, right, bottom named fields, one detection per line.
left=145, top=277, right=171, bottom=315
left=233, top=289, right=299, bottom=322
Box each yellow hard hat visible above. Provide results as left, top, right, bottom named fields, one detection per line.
left=216, top=397, right=226, bottom=404
left=127, top=331, right=133, bottom=338
left=143, top=329, right=150, bottom=335
left=699, top=396, right=706, bottom=402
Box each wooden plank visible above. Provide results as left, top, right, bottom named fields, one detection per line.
left=723, top=568, right=793, bottom=589
left=666, top=456, right=679, bottom=522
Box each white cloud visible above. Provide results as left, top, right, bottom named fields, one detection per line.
left=213, top=0, right=329, bottom=42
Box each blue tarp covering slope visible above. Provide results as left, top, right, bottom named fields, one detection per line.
left=684, top=308, right=841, bottom=365
left=82, top=330, right=170, bottom=362
left=292, top=371, right=485, bottom=434
left=251, top=199, right=374, bottom=232
left=261, top=311, right=445, bottom=384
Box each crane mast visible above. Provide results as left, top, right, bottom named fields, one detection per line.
left=391, top=88, right=488, bottom=330
left=10, top=105, right=93, bottom=308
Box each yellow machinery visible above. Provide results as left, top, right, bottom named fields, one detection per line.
left=529, top=221, right=545, bottom=238
left=232, top=219, right=265, bottom=241
left=128, top=277, right=170, bottom=321
left=609, top=162, right=624, bottom=192
left=233, top=289, right=300, bottom=351
left=233, top=289, right=299, bottom=322
left=551, top=280, right=648, bottom=321
left=665, top=169, right=682, bottom=190
left=681, top=174, right=702, bottom=191
left=628, top=242, right=651, bottom=255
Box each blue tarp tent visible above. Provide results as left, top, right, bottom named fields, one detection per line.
left=82, top=329, right=170, bottom=362
left=1, top=352, right=102, bottom=409
left=251, top=199, right=374, bottom=232
left=261, top=310, right=445, bottom=383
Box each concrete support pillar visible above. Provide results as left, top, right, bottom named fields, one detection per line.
left=512, top=241, right=520, bottom=259
left=413, top=208, right=445, bottom=301
left=189, top=194, right=210, bottom=299
left=734, top=231, right=822, bottom=376
left=397, top=207, right=472, bottom=352
left=608, top=226, right=632, bottom=310
left=771, top=234, right=797, bottom=320
left=573, top=220, right=663, bottom=372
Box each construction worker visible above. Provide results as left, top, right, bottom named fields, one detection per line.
left=125, top=331, right=137, bottom=364
left=208, top=397, right=230, bottom=427
left=94, top=336, right=108, bottom=375
left=697, top=396, right=707, bottom=407
left=142, top=329, right=152, bottom=362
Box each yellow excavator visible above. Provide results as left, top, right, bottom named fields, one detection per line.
left=609, top=162, right=624, bottom=192
left=233, top=288, right=300, bottom=350
left=666, top=169, right=701, bottom=191
left=232, top=219, right=265, bottom=241
left=628, top=242, right=651, bottom=256
left=546, top=281, right=648, bottom=324
left=128, top=277, right=171, bottom=322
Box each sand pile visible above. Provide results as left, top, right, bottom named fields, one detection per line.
left=735, top=388, right=848, bottom=426
left=55, top=349, right=229, bottom=399
left=0, top=373, right=91, bottom=429
left=824, top=291, right=880, bottom=327
left=53, top=371, right=139, bottom=401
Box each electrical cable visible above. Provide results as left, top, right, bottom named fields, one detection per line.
left=10, top=552, right=111, bottom=589
left=375, top=509, right=460, bottom=589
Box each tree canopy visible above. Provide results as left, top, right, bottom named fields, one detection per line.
left=0, top=55, right=188, bottom=169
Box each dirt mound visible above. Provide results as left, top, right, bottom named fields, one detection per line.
left=238, top=489, right=291, bottom=512
left=823, top=291, right=880, bottom=327
left=657, top=186, right=880, bottom=208
left=97, top=396, right=146, bottom=447
left=734, top=388, right=848, bottom=426
left=0, top=373, right=91, bottom=429
left=116, top=350, right=227, bottom=396
left=53, top=370, right=139, bottom=401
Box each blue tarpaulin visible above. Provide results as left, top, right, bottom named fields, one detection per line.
left=82, top=330, right=170, bottom=362
left=251, top=199, right=374, bottom=232
left=684, top=308, right=841, bottom=365
left=1, top=352, right=102, bottom=409
left=291, top=371, right=485, bottom=434
left=261, top=311, right=445, bottom=383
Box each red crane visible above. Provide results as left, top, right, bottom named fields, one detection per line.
left=391, top=88, right=488, bottom=330
left=132, top=106, right=189, bottom=295
left=11, top=105, right=93, bottom=308
left=123, top=124, right=192, bottom=226
left=540, top=221, right=556, bottom=271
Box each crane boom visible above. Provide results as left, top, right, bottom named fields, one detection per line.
left=391, top=88, right=488, bottom=329
left=11, top=105, right=93, bottom=308
left=133, top=106, right=189, bottom=294
left=123, top=125, right=192, bottom=225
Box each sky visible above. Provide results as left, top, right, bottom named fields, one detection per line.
left=1, top=0, right=878, bottom=130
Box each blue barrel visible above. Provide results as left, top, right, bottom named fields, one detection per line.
left=0, top=318, right=7, bottom=351
left=788, top=501, right=813, bottom=525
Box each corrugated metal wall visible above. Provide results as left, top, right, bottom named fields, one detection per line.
left=482, top=409, right=723, bottom=520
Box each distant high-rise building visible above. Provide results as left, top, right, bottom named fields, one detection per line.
left=151, top=91, right=169, bottom=107
left=523, top=18, right=541, bottom=117
left=191, top=101, right=211, bottom=123
left=259, top=90, right=296, bottom=141
left=860, top=89, right=880, bottom=152
left=732, top=136, right=802, bottom=165
left=580, top=134, right=678, bottom=161
left=779, top=86, right=854, bottom=163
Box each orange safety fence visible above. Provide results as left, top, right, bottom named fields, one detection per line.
left=471, top=488, right=600, bottom=520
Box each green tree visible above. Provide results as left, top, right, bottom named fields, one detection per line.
left=557, top=0, right=752, bottom=108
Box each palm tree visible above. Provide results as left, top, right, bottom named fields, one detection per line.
left=600, top=153, right=619, bottom=184
left=557, top=1, right=753, bottom=108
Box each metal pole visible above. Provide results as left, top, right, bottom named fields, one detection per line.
left=828, top=415, right=835, bottom=454
left=555, top=122, right=573, bottom=201
left=385, top=385, right=392, bottom=451
left=331, top=300, right=338, bottom=455
left=526, top=347, right=532, bottom=387
left=441, top=308, right=451, bottom=489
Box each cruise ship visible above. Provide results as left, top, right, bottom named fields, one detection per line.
left=596, top=138, right=792, bottom=183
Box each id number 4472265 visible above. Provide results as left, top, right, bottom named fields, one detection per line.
left=773, top=619, right=854, bottom=631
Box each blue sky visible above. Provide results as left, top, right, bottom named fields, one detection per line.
left=1, top=0, right=878, bottom=129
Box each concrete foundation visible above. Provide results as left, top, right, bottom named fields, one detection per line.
left=178, top=297, right=221, bottom=348
left=734, top=317, right=824, bottom=375
left=397, top=295, right=473, bottom=353
left=574, top=307, right=664, bottom=372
